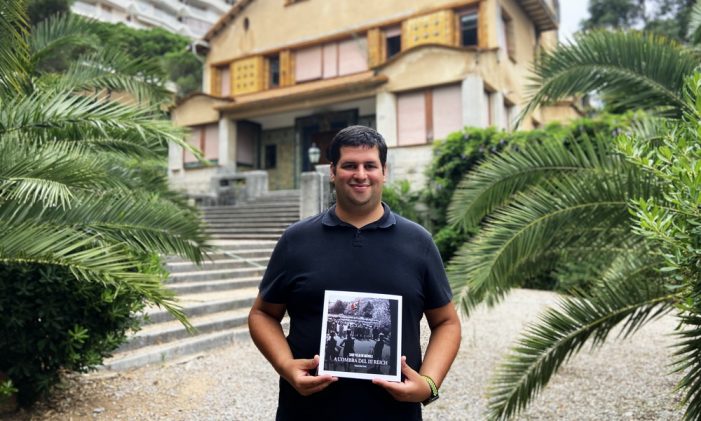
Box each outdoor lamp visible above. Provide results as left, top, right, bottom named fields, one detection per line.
left=308, top=142, right=321, bottom=165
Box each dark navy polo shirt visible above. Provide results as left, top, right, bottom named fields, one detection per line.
left=259, top=203, right=452, bottom=421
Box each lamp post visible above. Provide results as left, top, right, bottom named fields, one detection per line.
left=307, top=142, right=321, bottom=167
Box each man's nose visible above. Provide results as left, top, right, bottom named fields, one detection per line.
left=354, top=166, right=367, bottom=179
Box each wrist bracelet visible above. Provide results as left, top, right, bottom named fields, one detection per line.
left=420, top=374, right=439, bottom=406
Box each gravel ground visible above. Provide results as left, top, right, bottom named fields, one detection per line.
left=4, top=289, right=685, bottom=420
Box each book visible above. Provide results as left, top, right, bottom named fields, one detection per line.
left=318, top=290, right=402, bottom=382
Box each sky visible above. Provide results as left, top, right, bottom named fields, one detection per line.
left=559, top=1, right=590, bottom=42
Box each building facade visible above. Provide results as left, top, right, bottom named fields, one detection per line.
left=169, top=0, right=578, bottom=194
left=71, top=0, right=231, bottom=39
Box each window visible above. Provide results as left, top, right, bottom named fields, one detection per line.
left=385, top=26, right=401, bottom=59
left=183, top=124, right=219, bottom=167
left=265, top=144, right=277, bottom=169
left=294, top=38, right=368, bottom=82
left=397, top=84, right=462, bottom=145
left=268, top=55, right=280, bottom=88
left=458, top=10, right=478, bottom=47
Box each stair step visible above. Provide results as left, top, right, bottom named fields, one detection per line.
left=143, top=288, right=259, bottom=324
left=118, top=307, right=251, bottom=352
left=167, top=276, right=261, bottom=294
left=213, top=234, right=282, bottom=240
left=166, top=257, right=269, bottom=272
left=168, top=267, right=266, bottom=283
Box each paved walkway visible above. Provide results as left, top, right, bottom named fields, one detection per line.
left=8, top=289, right=685, bottom=420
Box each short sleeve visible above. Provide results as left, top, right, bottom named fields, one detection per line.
left=422, top=235, right=452, bottom=310
left=259, top=233, right=291, bottom=303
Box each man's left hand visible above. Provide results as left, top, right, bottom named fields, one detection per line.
left=371, top=356, right=432, bottom=402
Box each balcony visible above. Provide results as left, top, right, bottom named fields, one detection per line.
left=518, top=0, right=559, bottom=31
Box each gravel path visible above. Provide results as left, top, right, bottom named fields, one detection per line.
left=6, top=289, right=685, bottom=420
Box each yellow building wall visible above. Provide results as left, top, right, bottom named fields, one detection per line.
left=207, top=0, right=481, bottom=65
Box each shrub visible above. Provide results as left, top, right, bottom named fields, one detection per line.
left=425, top=113, right=636, bottom=263
left=382, top=180, right=421, bottom=223
left=0, top=263, right=150, bottom=406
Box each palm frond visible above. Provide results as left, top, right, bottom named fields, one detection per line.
left=0, top=140, right=127, bottom=209
left=520, top=31, right=698, bottom=123
left=0, top=90, right=191, bottom=152
left=687, top=0, right=701, bottom=42
left=447, top=135, right=624, bottom=230
left=57, top=49, right=170, bottom=105
left=449, top=169, right=659, bottom=316
left=0, top=222, right=191, bottom=328
left=0, top=0, right=30, bottom=96
left=29, top=13, right=98, bottom=71
left=674, top=307, right=701, bottom=421
left=487, top=273, right=675, bottom=421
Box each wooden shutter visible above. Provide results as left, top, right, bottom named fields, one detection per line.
left=367, top=28, right=383, bottom=67
left=280, top=50, right=294, bottom=86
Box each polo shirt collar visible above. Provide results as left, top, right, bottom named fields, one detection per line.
left=322, top=202, right=396, bottom=229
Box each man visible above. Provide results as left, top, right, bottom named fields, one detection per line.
left=248, top=125, right=461, bottom=420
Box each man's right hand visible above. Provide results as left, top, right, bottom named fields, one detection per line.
left=280, top=355, right=338, bottom=396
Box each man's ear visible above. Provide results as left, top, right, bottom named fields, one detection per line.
left=330, top=164, right=336, bottom=180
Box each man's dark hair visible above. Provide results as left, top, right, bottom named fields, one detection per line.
left=327, top=125, right=387, bottom=166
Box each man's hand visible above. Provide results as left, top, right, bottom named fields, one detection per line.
left=371, top=356, right=432, bottom=402
left=280, top=355, right=338, bottom=396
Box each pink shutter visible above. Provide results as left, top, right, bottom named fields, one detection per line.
left=183, top=127, right=202, bottom=163
left=204, top=124, right=219, bottom=160
left=220, top=67, right=230, bottom=96
left=338, top=38, right=368, bottom=76
left=322, top=43, right=338, bottom=78
left=432, top=85, right=462, bottom=140
left=295, top=46, right=322, bottom=82
left=397, top=91, right=427, bottom=145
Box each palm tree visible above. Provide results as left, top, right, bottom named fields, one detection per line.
left=0, top=0, right=210, bottom=398
left=447, top=12, right=701, bottom=420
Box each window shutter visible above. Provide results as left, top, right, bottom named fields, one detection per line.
left=397, top=91, right=427, bottom=145
left=338, top=37, right=368, bottom=75
left=322, top=43, right=338, bottom=78
left=432, top=85, right=462, bottom=140
left=295, top=45, right=322, bottom=82
left=204, top=124, right=219, bottom=160
left=220, top=66, right=230, bottom=96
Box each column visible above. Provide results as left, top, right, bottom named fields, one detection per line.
left=461, top=74, right=486, bottom=128
left=375, top=91, right=397, bottom=147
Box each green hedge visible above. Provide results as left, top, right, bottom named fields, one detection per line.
left=0, top=263, right=150, bottom=406
left=424, top=113, right=636, bottom=261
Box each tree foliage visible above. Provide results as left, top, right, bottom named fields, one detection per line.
left=0, top=2, right=209, bottom=406
left=449, top=9, right=701, bottom=418
left=582, top=0, right=697, bottom=41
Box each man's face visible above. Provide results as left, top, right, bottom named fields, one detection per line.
left=331, top=145, right=386, bottom=213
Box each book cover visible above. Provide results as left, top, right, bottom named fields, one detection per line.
left=318, top=290, right=402, bottom=382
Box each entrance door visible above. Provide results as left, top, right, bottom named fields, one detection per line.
left=311, top=131, right=335, bottom=165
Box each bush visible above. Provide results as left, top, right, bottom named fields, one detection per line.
left=382, top=180, right=421, bottom=223
left=0, top=263, right=149, bottom=406
left=425, top=113, right=636, bottom=263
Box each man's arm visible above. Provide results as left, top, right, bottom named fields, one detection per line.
left=248, top=294, right=337, bottom=396
left=373, top=302, right=461, bottom=402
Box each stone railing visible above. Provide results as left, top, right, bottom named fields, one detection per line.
left=300, top=165, right=334, bottom=219
left=189, top=171, right=269, bottom=207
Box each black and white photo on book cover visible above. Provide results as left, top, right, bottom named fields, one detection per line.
left=318, top=290, right=402, bottom=382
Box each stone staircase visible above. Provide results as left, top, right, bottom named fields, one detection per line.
left=102, top=191, right=300, bottom=371
left=203, top=190, right=300, bottom=240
